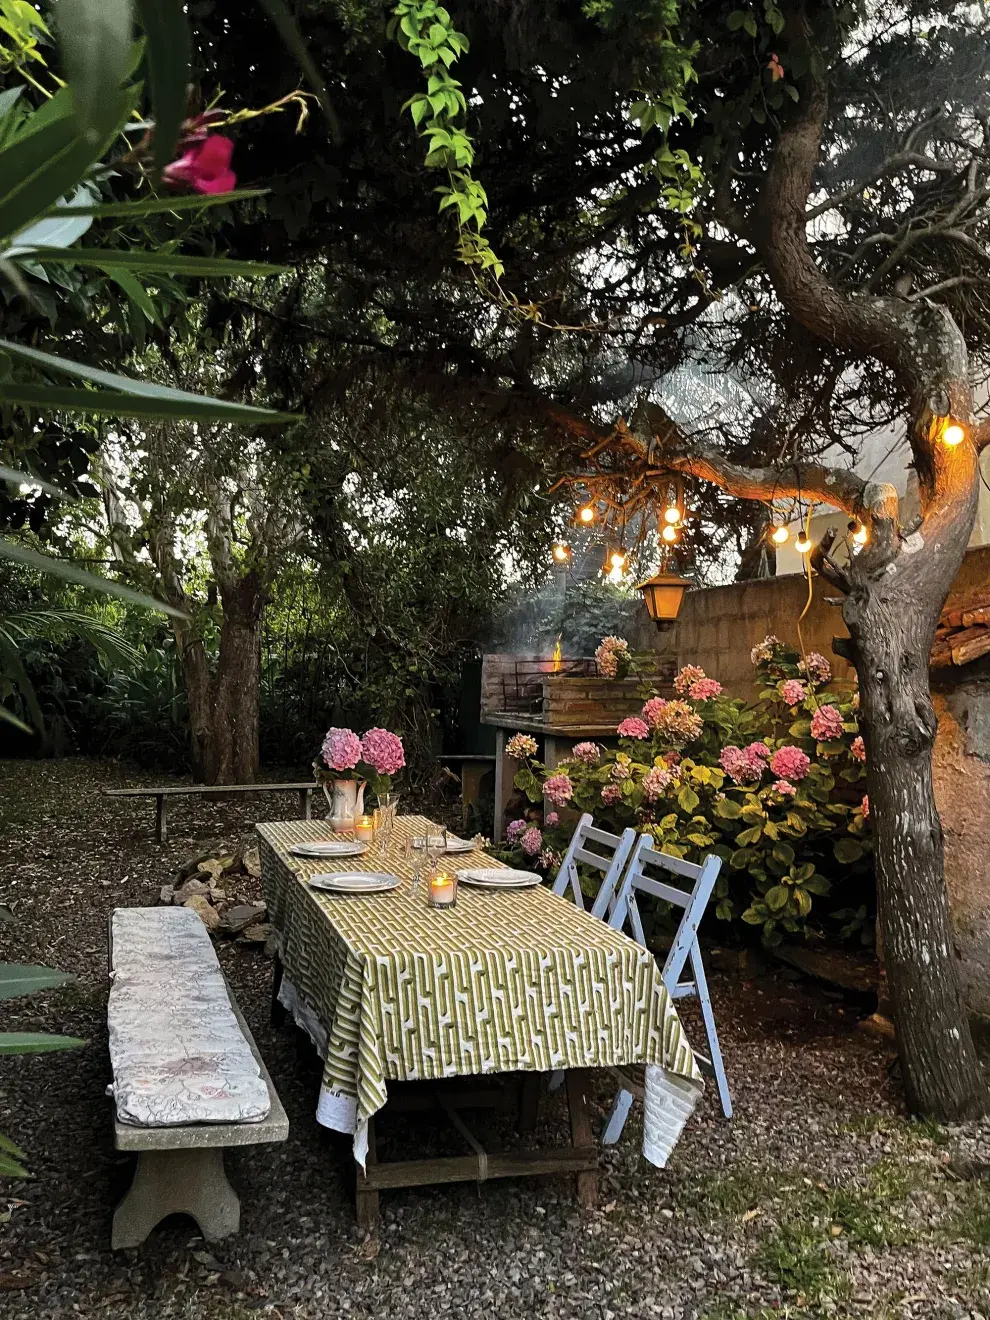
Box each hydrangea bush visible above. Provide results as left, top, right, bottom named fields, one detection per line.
left=503, top=636, right=872, bottom=947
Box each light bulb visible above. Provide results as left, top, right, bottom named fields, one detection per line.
left=578, top=503, right=596, bottom=523
left=851, top=522, right=868, bottom=546
left=771, top=524, right=789, bottom=545
left=609, top=550, right=627, bottom=571
left=795, top=534, right=812, bottom=554
left=552, top=542, right=571, bottom=563
left=663, top=506, right=681, bottom=525
left=661, top=524, right=678, bottom=544
left=943, top=421, right=966, bottom=447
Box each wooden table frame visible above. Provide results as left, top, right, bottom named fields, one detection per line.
left=270, top=955, right=597, bottom=1229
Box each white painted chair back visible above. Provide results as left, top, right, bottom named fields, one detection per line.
left=551, top=813, right=638, bottom=920
left=603, top=832, right=732, bottom=1133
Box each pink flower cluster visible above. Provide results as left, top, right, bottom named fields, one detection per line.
left=780, top=678, right=807, bottom=706
left=545, top=811, right=559, bottom=827
left=321, top=727, right=363, bottom=772
left=543, top=773, right=574, bottom=807
left=861, top=794, right=870, bottom=819
left=600, top=783, right=622, bottom=805
left=538, top=848, right=562, bottom=871
left=810, top=704, right=844, bottom=741
left=506, top=733, right=538, bottom=760
left=770, top=744, right=810, bottom=781
left=850, top=735, right=866, bottom=762
left=164, top=133, right=237, bottom=195
left=750, top=634, right=781, bottom=665
left=673, top=664, right=706, bottom=695
left=642, top=765, right=673, bottom=802
left=642, top=697, right=668, bottom=728
left=689, top=677, right=723, bottom=701
left=572, top=741, right=601, bottom=763
left=520, top=826, right=543, bottom=856
left=595, top=634, right=629, bottom=679
left=617, top=716, right=650, bottom=739
left=641, top=697, right=703, bottom=746
left=773, top=779, right=797, bottom=797
left=719, top=742, right=771, bottom=784
left=800, top=652, right=832, bottom=685
left=506, top=819, right=527, bottom=842
left=361, top=727, right=405, bottom=776
left=611, top=761, right=631, bottom=781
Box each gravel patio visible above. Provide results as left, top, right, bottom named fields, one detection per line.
left=2, top=757, right=989, bottom=1320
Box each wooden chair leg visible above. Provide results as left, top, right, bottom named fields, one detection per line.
left=565, top=1069, right=597, bottom=1209
left=355, top=1117, right=379, bottom=1231
left=690, top=945, right=733, bottom=1118
left=601, top=1087, right=634, bottom=1145
left=155, top=794, right=167, bottom=844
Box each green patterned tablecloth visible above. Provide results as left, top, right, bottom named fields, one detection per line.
left=257, top=815, right=702, bottom=1167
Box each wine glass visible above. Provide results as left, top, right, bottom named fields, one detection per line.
left=374, top=793, right=399, bottom=859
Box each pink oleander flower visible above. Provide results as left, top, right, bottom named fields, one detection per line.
left=321, top=726, right=362, bottom=772
left=861, top=794, right=869, bottom=819
left=800, top=651, right=832, bottom=685
left=642, top=765, right=673, bottom=802
left=688, top=677, right=723, bottom=701
left=780, top=678, right=807, bottom=706
left=773, top=779, right=797, bottom=797
left=163, top=134, right=237, bottom=194
left=506, top=819, right=527, bottom=842
left=520, top=826, right=543, bottom=856
left=673, top=664, right=706, bottom=695
left=543, top=773, right=574, bottom=807
left=594, top=634, right=629, bottom=679
left=600, top=783, right=622, bottom=805
left=506, top=733, right=538, bottom=761
left=361, top=727, right=405, bottom=776
left=641, top=696, right=668, bottom=729
left=770, top=744, right=810, bottom=781
left=572, top=741, right=601, bottom=763
left=538, top=848, right=561, bottom=871
left=751, top=634, right=781, bottom=665
left=719, top=744, right=766, bottom=784
left=811, top=704, right=844, bottom=741
left=617, top=716, right=650, bottom=739
left=851, top=735, right=866, bottom=762
left=545, top=811, right=559, bottom=827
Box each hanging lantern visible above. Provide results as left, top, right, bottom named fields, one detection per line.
left=635, top=571, right=692, bottom=629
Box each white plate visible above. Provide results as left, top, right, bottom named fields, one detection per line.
left=290, top=840, right=368, bottom=858
left=308, top=871, right=400, bottom=894
left=458, top=868, right=542, bottom=889
left=411, top=835, right=475, bottom=853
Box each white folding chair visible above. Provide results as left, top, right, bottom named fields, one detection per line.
left=602, top=832, right=732, bottom=1139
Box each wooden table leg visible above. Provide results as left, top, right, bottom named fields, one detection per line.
left=299, top=788, right=312, bottom=819
left=270, top=953, right=287, bottom=1028
left=355, top=1117, right=380, bottom=1232
left=518, top=1072, right=540, bottom=1134
left=565, top=1069, right=598, bottom=1210
left=155, top=794, right=167, bottom=844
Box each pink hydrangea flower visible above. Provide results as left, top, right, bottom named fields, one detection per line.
left=506, top=819, right=527, bottom=841
left=773, top=779, right=797, bottom=797
left=643, top=698, right=703, bottom=746
left=611, top=762, right=631, bottom=781
left=545, top=811, right=559, bottom=827
left=851, top=689, right=860, bottom=710
left=600, top=783, right=622, bottom=805
left=520, top=826, right=543, bottom=856
left=617, top=716, right=650, bottom=739
left=641, top=696, right=668, bottom=728
left=780, top=678, right=807, bottom=706
left=770, top=745, right=810, bottom=781
left=163, top=135, right=237, bottom=194
left=543, top=773, right=574, bottom=807
left=800, top=652, right=832, bottom=685
left=811, top=704, right=844, bottom=741
left=321, top=726, right=362, bottom=772
left=750, top=634, right=781, bottom=664
left=642, top=765, right=673, bottom=802
left=538, top=848, right=561, bottom=871
left=747, top=742, right=772, bottom=762
left=850, top=735, right=866, bottom=762
left=688, top=677, right=723, bottom=701
left=673, top=664, right=706, bottom=695
left=361, top=727, right=405, bottom=775
left=506, top=733, right=538, bottom=760
left=595, top=635, right=629, bottom=679
left=572, top=741, right=601, bottom=763
left=861, top=794, right=870, bottom=819
left=718, top=745, right=765, bottom=784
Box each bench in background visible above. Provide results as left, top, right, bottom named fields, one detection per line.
left=104, top=781, right=318, bottom=843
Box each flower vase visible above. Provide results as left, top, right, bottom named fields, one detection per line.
left=323, top=778, right=367, bottom=833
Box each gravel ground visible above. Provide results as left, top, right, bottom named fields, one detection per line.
left=1, top=756, right=990, bottom=1320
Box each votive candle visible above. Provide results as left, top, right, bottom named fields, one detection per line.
left=428, top=870, right=456, bottom=909
left=355, top=814, right=375, bottom=843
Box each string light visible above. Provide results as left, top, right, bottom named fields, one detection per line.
left=850, top=521, right=868, bottom=546
left=794, top=532, right=812, bottom=555
left=770, top=524, right=789, bottom=545
left=577, top=503, right=596, bottom=523
left=663, top=505, right=681, bottom=525
left=942, top=421, right=966, bottom=447
left=661, top=524, right=679, bottom=544
left=552, top=541, right=571, bottom=563
left=608, top=548, right=628, bottom=572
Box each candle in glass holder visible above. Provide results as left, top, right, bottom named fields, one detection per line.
left=428, top=869, right=457, bottom=909
left=354, top=814, right=375, bottom=843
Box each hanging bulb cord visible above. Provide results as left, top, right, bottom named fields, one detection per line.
left=795, top=502, right=823, bottom=710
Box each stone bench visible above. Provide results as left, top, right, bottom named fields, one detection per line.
left=109, top=908, right=288, bottom=1250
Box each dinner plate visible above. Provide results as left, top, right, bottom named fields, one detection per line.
left=411, top=835, right=475, bottom=853
left=458, top=868, right=542, bottom=889
left=290, top=840, right=368, bottom=859
left=308, top=871, right=400, bottom=894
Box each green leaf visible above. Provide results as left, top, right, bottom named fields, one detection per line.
left=765, top=884, right=789, bottom=912
left=0, top=1032, right=86, bottom=1055
left=833, top=837, right=865, bottom=864
left=741, top=906, right=764, bottom=925
left=19, top=247, right=288, bottom=279
left=255, top=0, right=340, bottom=139
left=677, top=786, right=700, bottom=813
left=0, top=1131, right=25, bottom=1160
left=134, top=0, right=191, bottom=168
left=106, top=268, right=159, bottom=323
left=0, top=1150, right=30, bottom=1178
left=0, top=964, right=74, bottom=1001
left=735, top=825, right=763, bottom=846
left=0, top=540, right=185, bottom=617
left=793, top=887, right=813, bottom=918
left=771, top=843, right=795, bottom=866
left=52, top=189, right=269, bottom=218
left=59, top=0, right=133, bottom=138
left=3, top=381, right=295, bottom=424
left=789, top=720, right=812, bottom=737
left=0, top=464, right=66, bottom=496
left=805, top=874, right=831, bottom=895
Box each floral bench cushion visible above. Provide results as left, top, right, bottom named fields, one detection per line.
left=109, top=907, right=271, bottom=1127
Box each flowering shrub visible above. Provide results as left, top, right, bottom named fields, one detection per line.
left=594, top=635, right=631, bottom=679
left=314, top=724, right=406, bottom=795
left=506, top=733, right=538, bottom=760
left=507, top=644, right=872, bottom=947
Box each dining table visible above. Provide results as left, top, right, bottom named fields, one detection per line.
left=256, top=814, right=703, bottom=1227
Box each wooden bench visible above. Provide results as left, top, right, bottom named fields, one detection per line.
left=104, top=781, right=319, bottom=843
left=109, top=908, right=289, bottom=1249
left=438, top=754, right=496, bottom=830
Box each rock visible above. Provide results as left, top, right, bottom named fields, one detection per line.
left=238, top=922, right=271, bottom=944
left=197, top=858, right=224, bottom=880
left=218, top=854, right=237, bottom=874
left=856, top=1012, right=896, bottom=1040
left=183, top=894, right=221, bottom=932
left=176, top=851, right=216, bottom=882
left=173, top=876, right=212, bottom=905
left=242, top=847, right=261, bottom=878
left=772, top=944, right=881, bottom=996
left=225, top=902, right=267, bottom=935
left=159, top=885, right=175, bottom=905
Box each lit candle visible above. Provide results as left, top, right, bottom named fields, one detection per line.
left=354, top=814, right=375, bottom=843
left=428, top=871, right=456, bottom=909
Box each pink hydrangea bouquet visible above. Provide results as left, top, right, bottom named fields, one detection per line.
left=314, top=725, right=406, bottom=795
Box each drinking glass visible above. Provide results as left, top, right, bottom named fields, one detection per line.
left=425, top=825, right=448, bottom=869
left=374, top=793, right=399, bottom=859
